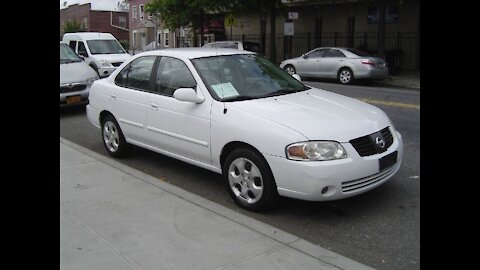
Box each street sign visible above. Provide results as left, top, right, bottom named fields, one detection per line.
left=225, top=14, right=238, bottom=27
left=284, top=22, right=294, bottom=36
left=288, top=12, right=298, bottom=20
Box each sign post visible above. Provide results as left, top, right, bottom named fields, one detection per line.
left=224, top=14, right=238, bottom=40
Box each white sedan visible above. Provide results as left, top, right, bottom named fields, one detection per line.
left=87, top=48, right=403, bottom=211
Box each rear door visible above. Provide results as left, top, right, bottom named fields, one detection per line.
left=320, top=49, right=347, bottom=78
left=108, top=56, right=157, bottom=142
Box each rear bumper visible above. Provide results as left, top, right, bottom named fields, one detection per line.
left=356, top=68, right=389, bottom=80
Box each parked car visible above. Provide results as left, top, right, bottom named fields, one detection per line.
left=86, top=48, right=403, bottom=211
left=203, top=41, right=263, bottom=54
left=60, top=42, right=99, bottom=107
left=279, top=47, right=389, bottom=84
left=62, top=32, right=131, bottom=78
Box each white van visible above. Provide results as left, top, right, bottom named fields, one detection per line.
left=60, top=42, right=99, bottom=107
left=62, top=32, right=131, bottom=78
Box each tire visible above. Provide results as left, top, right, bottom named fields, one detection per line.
left=284, top=65, right=296, bottom=76
left=101, top=115, right=130, bottom=158
left=338, top=68, right=354, bottom=84
left=223, top=148, right=279, bottom=212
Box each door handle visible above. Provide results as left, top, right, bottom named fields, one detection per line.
left=109, top=94, right=117, bottom=99
left=150, top=103, right=159, bottom=109
left=339, top=59, right=345, bottom=62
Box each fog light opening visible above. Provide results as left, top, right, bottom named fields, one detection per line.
left=321, top=186, right=336, bottom=197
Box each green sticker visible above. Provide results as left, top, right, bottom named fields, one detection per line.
left=211, top=82, right=239, bottom=99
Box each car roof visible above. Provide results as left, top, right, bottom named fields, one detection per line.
left=136, top=48, right=255, bottom=60
left=63, top=32, right=115, bottom=40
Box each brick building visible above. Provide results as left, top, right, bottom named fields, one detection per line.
left=60, top=3, right=129, bottom=45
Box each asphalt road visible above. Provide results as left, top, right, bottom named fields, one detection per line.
left=60, top=81, right=420, bottom=270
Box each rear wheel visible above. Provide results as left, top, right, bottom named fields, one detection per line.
left=284, top=65, right=296, bottom=75
left=338, top=68, right=354, bottom=84
left=101, top=115, right=130, bottom=158
left=223, top=148, right=279, bottom=212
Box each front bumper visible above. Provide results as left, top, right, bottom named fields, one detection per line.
left=265, top=130, right=403, bottom=201
left=60, top=87, right=90, bottom=107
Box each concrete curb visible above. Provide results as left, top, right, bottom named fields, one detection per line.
left=60, top=137, right=375, bottom=270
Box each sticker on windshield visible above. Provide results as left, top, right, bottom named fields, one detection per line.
left=210, top=82, right=239, bottom=99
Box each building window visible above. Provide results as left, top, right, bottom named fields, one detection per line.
left=163, top=29, right=169, bottom=47
left=139, top=4, right=144, bottom=20
left=119, top=15, right=126, bottom=28
left=82, top=17, right=88, bottom=29
left=132, top=5, right=137, bottom=20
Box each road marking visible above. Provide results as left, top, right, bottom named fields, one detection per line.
left=358, top=98, right=420, bottom=109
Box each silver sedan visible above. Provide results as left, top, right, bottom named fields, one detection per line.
left=279, top=47, right=388, bottom=84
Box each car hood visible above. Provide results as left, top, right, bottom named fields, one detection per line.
left=91, top=53, right=131, bottom=63
left=227, top=88, right=391, bottom=142
left=60, top=62, right=98, bottom=85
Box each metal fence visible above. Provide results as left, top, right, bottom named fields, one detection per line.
left=177, top=31, right=419, bottom=74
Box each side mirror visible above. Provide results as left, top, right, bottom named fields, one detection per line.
left=173, top=87, right=204, bottom=104
left=292, top=74, right=302, bottom=81
left=79, top=51, right=88, bottom=58
left=301, top=54, right=306, bottom=58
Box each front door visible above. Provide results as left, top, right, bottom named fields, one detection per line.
left=296, top=49, right=325, bottom=77
left=145, top=56, right=212, bottom=165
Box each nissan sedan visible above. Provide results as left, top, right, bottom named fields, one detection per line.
left=86, top=48, right=403, bottom=211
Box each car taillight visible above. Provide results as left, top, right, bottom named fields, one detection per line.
left=361, top=59, right=375, bottom=66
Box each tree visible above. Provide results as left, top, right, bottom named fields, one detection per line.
left=146, top=0, right=229, bottom=46
left=63, top=19, right=85, bottom=34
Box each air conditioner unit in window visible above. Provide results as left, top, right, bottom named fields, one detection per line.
left=148, top=15, right=153, bottom=20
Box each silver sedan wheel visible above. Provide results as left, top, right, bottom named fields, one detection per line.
left=103, top=121, right=120, bottom=152
left=228, top=158, right=264, bottom=204
left=285, top=66, right=295, bottom=75
left=339, top=69, right=352, bottom=84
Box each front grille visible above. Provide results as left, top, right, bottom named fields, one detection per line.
left=342, top=164, right=398, bottom=193
left=350, top=127, right=393, bottom=157
left=60, top=83, right=86, bottom=93
left=111, top=62, right=123, bottom=67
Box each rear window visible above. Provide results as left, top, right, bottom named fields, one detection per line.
left=243, top=42, right=261, bottom=53
left=346, top=48, right=372, bottom=57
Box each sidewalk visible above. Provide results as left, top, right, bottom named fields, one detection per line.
left=378, top=73, right=420, bottom=90
left=60, top=138, right=375, bottom=270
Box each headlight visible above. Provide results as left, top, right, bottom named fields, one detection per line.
left=101, top=60, right=111, bottom=67
left=286, top=141, right=347, bottom=161
left=86, top=77, right=99, bottom=87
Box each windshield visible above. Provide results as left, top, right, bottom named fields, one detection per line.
left=192, top=54, right=309, bottom=101
left=60, top=43, right=82, bottom=64
left=86, top=40, right=126, bottom=55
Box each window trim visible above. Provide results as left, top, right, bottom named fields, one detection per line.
left=114, top=56, right=159, bottom=93
left=132, top=5, right=137, bottom=20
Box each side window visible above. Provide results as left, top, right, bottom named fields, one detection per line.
left=68, top=40, right=77, bottom=51
left=305, top=49, right=325, bottom=59
left=114, top=56, right=157, bottom=91
left=155, top=57, right=197, bottom=97
left=115, top=63, right=130, bottom=87
left=325, top=49, right=346, bottom=58
left=78, top=41, right=87, bottom=56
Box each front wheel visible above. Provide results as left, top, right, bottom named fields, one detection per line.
left=338, top=68, right=354, bottom=84
left=101, top=115, right=130, bottom=158
left=223, top=148, right=279, bottom=212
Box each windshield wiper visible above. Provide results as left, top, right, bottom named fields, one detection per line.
left=222, top=95, right=257, bottom=102
left=263, top=88, right=307, bottom=97
left=60, top=59, right=81, bottom=64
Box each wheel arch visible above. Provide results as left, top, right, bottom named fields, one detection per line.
left=220, top=141, right=271, bottom=172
